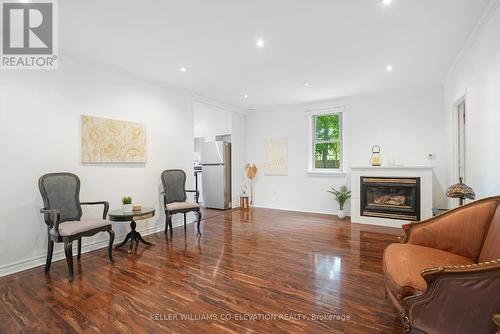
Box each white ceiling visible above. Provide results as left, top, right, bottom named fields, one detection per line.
left=61, top=0, right=490, bottom=109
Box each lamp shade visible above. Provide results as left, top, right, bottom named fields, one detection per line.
left=446, top=177, right=475, bottom=200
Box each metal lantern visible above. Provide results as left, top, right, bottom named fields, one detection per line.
left=370, top=145, right=382, bottom=166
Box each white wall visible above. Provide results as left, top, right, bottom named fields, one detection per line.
left=246, top=87, right=447, bottom=215
left=444, top=1, right=500, bottom=202
left=230, top=112, right=247, bottom=207
left=0, top=57, right=195, bottom=276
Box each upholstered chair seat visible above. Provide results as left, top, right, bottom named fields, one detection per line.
left=383, top=243, right=474, bottom=304
left=166, top=202, right=200, bottom=211
left=51, top=219, right=111, bottom=236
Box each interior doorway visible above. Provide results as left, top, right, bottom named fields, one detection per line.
left=456, top=98, right=466, bottom=181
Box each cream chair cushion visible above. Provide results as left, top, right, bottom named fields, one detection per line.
left=51, top=219, right=111, bottom=236
left=166, top=202, right=200, bottom=211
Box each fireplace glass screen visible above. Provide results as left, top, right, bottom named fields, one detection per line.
left=360, top=177, right=420, bottom=221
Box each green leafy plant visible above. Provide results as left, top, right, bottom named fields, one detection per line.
left=122, top=196, right=132, bottom=205
left=328, top=185, right=351, bottom=210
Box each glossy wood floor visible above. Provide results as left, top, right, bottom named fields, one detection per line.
left=0, top=208, right=404, bottom=333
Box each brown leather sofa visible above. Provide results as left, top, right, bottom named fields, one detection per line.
left=383, top=196, right=500, bottom=334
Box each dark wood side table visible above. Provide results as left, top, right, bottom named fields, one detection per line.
left=109, top=207, right=155, bottom=253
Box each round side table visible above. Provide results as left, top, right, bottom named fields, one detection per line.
left=109, top=207, right=155, bottom=253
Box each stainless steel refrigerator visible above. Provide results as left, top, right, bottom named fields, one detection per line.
left=201, top=141, right=232, bottom=210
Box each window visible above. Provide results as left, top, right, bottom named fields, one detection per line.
left=309, top=110, right=343, bottom=172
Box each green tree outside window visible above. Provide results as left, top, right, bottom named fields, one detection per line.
left=314, top=114, right=341, bottom=169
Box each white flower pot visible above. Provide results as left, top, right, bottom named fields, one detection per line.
left=123, top=204, right=133, bottom=213
left=337, top=209, right=346, bottom=219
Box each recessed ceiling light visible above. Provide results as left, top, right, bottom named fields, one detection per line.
left=180, top=67, right=187, bottom=72
left=383, top=0, right=392, bottom=5
left=256, top=39, right=265, bottom=48
left=304, top=82, right=310, bottom=87
left=244, top=94, right=249, bottom=98
left=386, top=65, right=393, bottom=72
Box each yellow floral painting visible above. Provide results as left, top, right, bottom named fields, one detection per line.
left=81, top=115, right=147, bottom=164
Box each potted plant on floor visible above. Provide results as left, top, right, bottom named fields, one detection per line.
left=122, top=196, right=133, bottom=213
left=328, top=185, right=351, bottom=219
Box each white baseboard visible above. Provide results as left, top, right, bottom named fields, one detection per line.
left=252, top=203, right=351, bottom=217
left=350, top=216, right=405, bottom=229
left=0, top=216, right=196, bottom=278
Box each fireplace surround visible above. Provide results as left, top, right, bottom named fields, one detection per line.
left=360, top=177, right=421, bottom=221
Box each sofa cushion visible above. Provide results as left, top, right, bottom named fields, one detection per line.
left=166, top=202, right=200, bottom=211
left=479, top=205, right=500, bottom=262
left=51, top=219, right=111, bottom=236
left=383, top=243, right=474, bottom=301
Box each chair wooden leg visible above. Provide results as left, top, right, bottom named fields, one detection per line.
left=107, top=230, right=115, bottom=263
left=184, top=213, right=187, bottom=230
left=45, top=238, right=54, bottom=273
left=169, top=215, right=173, bottom=237
left=197, top=210, right=202, bottom=236
left=77, top=238, right=82, bottom=260
left=64, top=241, right=74, bottom=281
left=165, top=213, right=169, bottom=234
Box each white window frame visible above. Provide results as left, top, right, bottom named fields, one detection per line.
left=306, top=107, right=345, bottom=174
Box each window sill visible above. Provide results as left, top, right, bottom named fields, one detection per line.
left=307, top=170, right=347, bottom=176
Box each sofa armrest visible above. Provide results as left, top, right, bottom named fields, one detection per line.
left=403, top=260, right=500, bottom=334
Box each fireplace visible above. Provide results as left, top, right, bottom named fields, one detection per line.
left=360, top=177, right=420, bottom=221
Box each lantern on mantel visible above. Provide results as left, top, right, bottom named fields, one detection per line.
left=370, top=145, right=382, bottom=166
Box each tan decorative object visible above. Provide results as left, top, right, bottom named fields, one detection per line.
left=245, top=164, right=258, bottom=206
left=81, top=115, right=147, bottom=164
left=264, top=137, right=288, bottom=175
left=246, top=164, right=257, bottom=179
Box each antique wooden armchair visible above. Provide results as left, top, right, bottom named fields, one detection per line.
left=39, top=173, right=114, bottom=281
left=161, top=169, right=202, bottom=237
left=383, top=196, right=500, bottom=333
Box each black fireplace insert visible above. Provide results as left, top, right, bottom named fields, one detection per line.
left=360, top=177, right=420, bottom=221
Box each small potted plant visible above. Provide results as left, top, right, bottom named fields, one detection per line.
left=328, top=185, right=351, bottom=219
left=122, top=196, right=133, bottom=213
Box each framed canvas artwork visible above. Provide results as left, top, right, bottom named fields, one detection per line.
left=264, top=137, right=288, bottom=175
left=81, top=115, right=147, bottom=164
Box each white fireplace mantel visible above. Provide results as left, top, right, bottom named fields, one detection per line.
left=350, top=166, right=434, bottom=170
left=350, top=166, right=433, bottom=228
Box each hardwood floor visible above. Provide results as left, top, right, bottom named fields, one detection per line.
left=0, top=208, right=404, bottom=333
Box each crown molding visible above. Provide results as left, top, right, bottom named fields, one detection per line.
left=193, top=94, right=247, bottom=115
